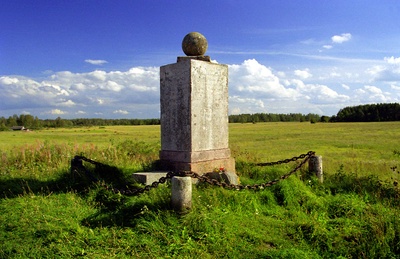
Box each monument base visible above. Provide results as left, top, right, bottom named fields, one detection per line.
left=159, top=157, right=236, bottom=174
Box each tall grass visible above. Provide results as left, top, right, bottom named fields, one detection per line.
left=1, top=123, right=400, bottom=258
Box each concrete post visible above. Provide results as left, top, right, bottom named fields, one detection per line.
left=171, top=176, right=192, bottom=213
left=309, top=155, right=323, bottom=183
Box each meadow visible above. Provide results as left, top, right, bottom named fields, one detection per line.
left=1, top=122, right=399, bottom=258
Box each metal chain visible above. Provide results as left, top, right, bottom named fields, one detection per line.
left=189, top=151, right=314, bottom=190
left=254, top=151, right=314, bottom=167
left=71, top=151, right=315, bottom=196
left=71, top=158, right=185, bottom=196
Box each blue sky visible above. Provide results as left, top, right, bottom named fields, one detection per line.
left=1, top=0, right=400, bottom=119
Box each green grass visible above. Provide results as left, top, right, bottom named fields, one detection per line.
left=0, top=125, right=160, bottom=151
left=1, top=122, right=400, bottom=258
left=229, top=122, right=400, bottom=180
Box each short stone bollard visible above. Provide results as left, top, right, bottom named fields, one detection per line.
left=171, top=176, right=192, bottom=213
left=309, top=155, right=323, bottom=183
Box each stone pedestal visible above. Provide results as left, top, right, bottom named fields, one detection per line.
left=159, top=58, right=235, bottom=174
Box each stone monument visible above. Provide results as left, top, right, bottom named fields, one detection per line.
left=159, top=32, right=236, bottom=175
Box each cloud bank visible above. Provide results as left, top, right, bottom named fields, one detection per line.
left=0, top=66, right=160, bottom=118
left=1, top=57, right=400, bottom=119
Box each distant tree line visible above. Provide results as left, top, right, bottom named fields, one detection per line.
left=1, top=103, right=399, bottom=130
left=0, top=115, right=160, bottom=131
left=0, top=113, right=326, bottom=131
left=228, top=113, right=325, bottom=123
left=330, top=103, right=400, bottom=122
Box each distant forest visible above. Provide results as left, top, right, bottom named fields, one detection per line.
left=1, top=103, right=399, bottom=130
left=0, top=116, right=160, bottom=130
left=228, top=113, right=324, bottom=123
left=330, top=103, right=400, bottom=122
left=231, top=103, right=400, bottom=123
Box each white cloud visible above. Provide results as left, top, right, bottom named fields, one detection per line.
left=341, top=84, right=350, bottom=90
left=323, top=45, right=333, bottom=49
left=113, top=109, right=129, bottom=114
left=367, top=65, right=384, bottom=77
left=0, top=76, right=19, bottom=85
left=85, top=59, right=108, bottom=65
left=60, top=100, right=75, bottom=107
left=0, top=66, right=159, bottom=118
left=329, top=72, right=341, bottom=78
left=294, top=69, right=312, bottom=79
left=50, top=109, right=66, bottom=115
left=385, top=56, right=400, bottom=65
left=300, top=38, right=318, bottom=45
left=288, top=79, right=350, bottom=104
left=391, top=84, right=400, bottom=90
left=354, top=85, right=392, bottom=103
left=105, top=80, right=123, bottom=92
left=229, top=59, right=298, bottom=100
left=331, top=33, right=352, bottom=44
left=227, top=59, right=354, bottom=115
left=229, top=96, right=266, bottom=115
left=230, top=107, right=242, bottom=115
left=368, top=56, right=400, bottom=82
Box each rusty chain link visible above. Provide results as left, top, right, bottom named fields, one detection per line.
left=187, top=151, right=315, bottom=190
left=254, top=151, right=314, bottom=167
left=71, top=151, right=315, bottom=196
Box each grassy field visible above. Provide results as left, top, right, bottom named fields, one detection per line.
left=229, top=122, right=400, bottom=180
left=1, top=122, right=399, bottom=258
left=2, top=122, right=399, bottom=178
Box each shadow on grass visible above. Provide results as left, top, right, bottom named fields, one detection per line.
left=81, top=197, right=172, bottom=228
left=0, top=171, right=85, bottom=199
left=0, top=161, right=149, bottom=197
left=0, top=162, right=172, bottom=228
left=76, top=161, right=173, bottom=228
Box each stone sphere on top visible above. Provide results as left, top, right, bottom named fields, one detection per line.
left=182, top=32, right=208, bottom=56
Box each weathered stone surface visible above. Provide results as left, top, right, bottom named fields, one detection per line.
left=160, top=59, right=229, bottom=153
left=160, top=148, right=231, bottom=163
left=182, top=32, right=208, bottom=56
left=159, top=157, right=236, bottom=174
left=204, top=171, right=239, bottom=185
left=309, top=155, right=323, bottom=183
left=222, top=171, right=240, bottom=185
left=171, top=176, right=192, bottom=213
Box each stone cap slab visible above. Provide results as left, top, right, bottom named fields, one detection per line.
left=177, top=56, right=211, bottom=62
